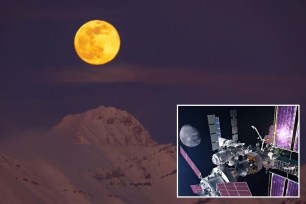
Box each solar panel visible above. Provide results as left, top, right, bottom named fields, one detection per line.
left=232, top=134, right=238, bottom=142
left=216, top=131, right=221, bottom=138
left=207, top=115, right=220, bottom=151
left=274, top=106, right=297, bottom=150
left=209, top=124, right=217, bottom=134
left=230, top=109, right=238, bottom=142
left=180, top=146, right=202, bottom=179
left=231, top=118, right=237, bottom=126
left=211, top=134, right=218, bottom=143
left=269, top=172, right=299, bottom=197
left=190, top=184, right=203, bottom=194
left=207, top=114, right=216, bottom=125
left=232, top=126, right=238, bottom=134
left=293, top=122, right=299, bottom=152
left=216, top=182, right=252, bottom=197
left=270, top=173, right=286, bottom=196
left=212, top=142, right=219, bottom=151
left=230, top=110, right=237, bottom=117
left=216, top=117, right=220, bottom=123
left=286, top=180, right=298, bottom=196
left=216, top=117, right=222, bottom=138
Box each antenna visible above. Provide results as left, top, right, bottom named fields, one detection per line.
left=251, top=125, right=265, bottom=151
left=251, top=125, right=263, bottom=141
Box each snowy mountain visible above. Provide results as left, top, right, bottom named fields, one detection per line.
left=54, top=106, right=156, bottom=146
left=0, top=106, right=304, bottom=204
left=0, top=106, right=200, bottom=204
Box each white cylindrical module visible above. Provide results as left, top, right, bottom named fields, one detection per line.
left=212, top=150, right=233, bottom=166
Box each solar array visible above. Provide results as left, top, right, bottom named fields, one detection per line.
left=286, top=180, right=298, bottom=196
left=180, top=146, right=202, bottom=179
left=274, top=106, right=297, bottom=150
left=207, top=114, right=219, bottom=151
left=270, top=173, right=285, bottom=196
left=216, top=182, right=252, bottom=196
left=190, top=184, right=203, bottom=194
left=215, top=117, right=221, bottom=138
left=270, top=106, right=299, bottom=197
left=269, top=173, right=298, bottom=196
left=294, top=122, right=299, bottom=152
left=207, top=110, right=238, bottom=151
left=230, top=110, right=238, bottom=142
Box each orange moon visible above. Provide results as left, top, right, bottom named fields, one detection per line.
left=74, top=20, right=121, bottom=65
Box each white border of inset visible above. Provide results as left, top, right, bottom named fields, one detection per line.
left=176, top=104, right=300, bottom=198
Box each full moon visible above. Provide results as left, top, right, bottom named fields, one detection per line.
left=74, top=20, right=120, bottom=65
left=179, top=124, right=201, bottom=147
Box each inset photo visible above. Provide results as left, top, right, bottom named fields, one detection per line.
left=177, top=105, right=299, bottom=198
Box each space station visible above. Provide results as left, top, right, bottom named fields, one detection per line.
left=178, top=105, right=299, bottom=197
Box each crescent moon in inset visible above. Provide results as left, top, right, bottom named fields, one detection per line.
left=74, top=20, right=121, bottom=65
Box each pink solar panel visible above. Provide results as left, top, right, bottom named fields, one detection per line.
left=216, top=182, right=252, bottom=196
left=180, top=146, right=201, bottom=179
left=190, top=184, right=203, bottom=194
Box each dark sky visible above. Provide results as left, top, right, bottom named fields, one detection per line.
left=1, top=0, right=305, bottom=152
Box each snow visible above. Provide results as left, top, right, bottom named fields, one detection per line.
left=0, top=106, right=304, bottom=204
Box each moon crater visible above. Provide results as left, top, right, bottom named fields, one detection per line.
left=74, top=20, right=120, bottom=65
left=179, top=125, right=201, bottom=147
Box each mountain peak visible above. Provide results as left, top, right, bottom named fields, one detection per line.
left=54, top=106, right=157, bottom=146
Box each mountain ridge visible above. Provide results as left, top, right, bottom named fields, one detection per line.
left=0, top=105, right=304, bottom=204
left=54, top=106, right=157, bottom=146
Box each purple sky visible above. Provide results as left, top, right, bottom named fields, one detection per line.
left=0, top=0, right=305, bottom=152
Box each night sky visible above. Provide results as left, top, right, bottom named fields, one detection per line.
left=178, top=106, right=289, bottom=196
left=1, top=1, right=305, bottom=155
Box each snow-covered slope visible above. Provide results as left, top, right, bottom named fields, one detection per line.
left=54, top=106, right=156, bottom=146
left=0, top=106, right=304, bottom=204
left=0, top=106, right=197, bottom=204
